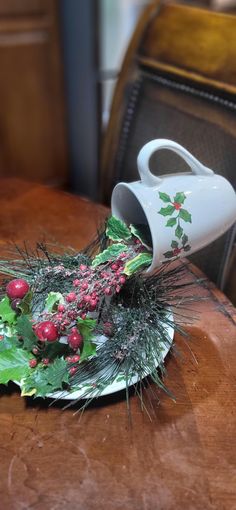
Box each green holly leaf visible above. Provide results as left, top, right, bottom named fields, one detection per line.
left=182, top=234, right=189, bottom=246
left=77, top=318, right=96, bottom=338
left=45, top=292, right=64, bottom=312
left=43, top=341, right=68, bottom=360
left=163, top=251, right=174, bottom=259
left=22, top=358, right=69, bottom=397
left=158, top=205, right=175, bottom=217
left=174, top=192, right=186, bottom=204
left=106, top=216, right=131, bottom=242
left=21, top=371, right=50, bottom=397
left=19, top=291, right=33, bottom=315
left=92, top=244, right=128, bottom=267
left=179, top=209, right=192, bottom=223
left=159, top=192, right=171, bottom=203
left=124, top=252, right=152, bottom=276
left=0, top=347, right=33, bottom=384
left=0, top=335, right=21, bottom=352
left=16, top=315, right=37, bottom=350
left=171, top=240, right=178, bottom=249
left=130, top=224, right=152, bottom=248
left=78, top=318, right=97, bottom=361
left=43, top=358, right=69, bottom=387
left=183, top=244, right=191, bottom=252
left=175, top=224, right=183, bottom=239
left=79, top=341, right=97, bottom=362
left=0, top=297, right=17, bottom=325
left=166, top=217, right=177, bottom=227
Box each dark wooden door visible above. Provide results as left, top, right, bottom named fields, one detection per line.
left=0, top=0, right=67, bottom=185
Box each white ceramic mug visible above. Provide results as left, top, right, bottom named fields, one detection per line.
left=111, top=139, right=236, bottom=272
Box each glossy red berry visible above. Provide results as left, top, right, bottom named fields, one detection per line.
left=55, top=313, right=63, bottom=321
left=66, top=292, right=77, bottom=303
left=42, top=358, right=50, bottom=365
left=29, top=359, right=37, bottom=368
left=35, top=321, right=58, bottom=343
left=89, top=299, right=97, bottom=311
left=80, top=264, right=87, bottom=272
left=104, top=287, right=112, bottom=296
left=73, top=279, right=80, bottom=287
left=57, top=304, right=65, bottom=313
left=81, top=282, right=88, bottom=290
left=68, top=331, right=83, bottom=351
left=68, top=311, right=76, bottom=319
left=80, top=312, right=87, bottom=320
left=32, top=347, right=39, bottom=355
left=6, top=279, right=29, bottom=300
left=69, top=366, right=78, bottom=375
left=119, top=275, right=126, bottom=285
left=72, top=354, right=80, bottom=363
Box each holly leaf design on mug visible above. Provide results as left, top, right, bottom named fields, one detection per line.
left=166, top=218, right=177, bottom=227
left=179, top=209, right=192, bottom=223
left=173, top=192, right=186, bottom=204
left=159, top=192, right=171, bottom=203
left=175, top=224, right=183, bottom=239
left=158, top=190, right=192, bottom=259
left=158, top=205, right=175, bottom=216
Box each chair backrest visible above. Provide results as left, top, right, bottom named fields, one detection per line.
left=101, top=1, right=236, bottom=292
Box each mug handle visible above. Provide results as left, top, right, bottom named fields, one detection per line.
left=137, top=139, right=214, bottom=187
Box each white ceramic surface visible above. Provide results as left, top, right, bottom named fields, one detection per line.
left=112, top=139, right=236, bottom=272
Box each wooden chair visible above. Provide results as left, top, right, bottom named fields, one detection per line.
left=101, top=1, right=236, bottom=297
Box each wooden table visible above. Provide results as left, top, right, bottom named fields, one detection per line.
left=0, top=179, right=235, bottom=510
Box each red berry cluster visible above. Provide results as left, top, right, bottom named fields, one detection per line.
left=35, top=254, right=130, bottom=343
left=9, top=239, right=144, bottom=370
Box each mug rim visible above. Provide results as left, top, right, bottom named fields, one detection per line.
left=111, top=182, right=158, bottom=272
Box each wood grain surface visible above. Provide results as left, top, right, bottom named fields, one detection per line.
left=0, top=179, right=235, bottom=510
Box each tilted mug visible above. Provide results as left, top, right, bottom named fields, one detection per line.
left=111, top=139, right=236, bottom=272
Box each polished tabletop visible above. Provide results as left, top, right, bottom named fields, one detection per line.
left=0, top=179, right=235, bottom=510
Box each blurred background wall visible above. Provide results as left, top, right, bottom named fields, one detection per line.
left=0, top=0, right=235, bottom=199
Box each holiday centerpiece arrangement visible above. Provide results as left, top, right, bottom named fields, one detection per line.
left=0, top=140, right=235, bottom=410
left=0, top=217, right=181, bottom=405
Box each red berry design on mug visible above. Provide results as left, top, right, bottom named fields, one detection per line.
left=6, top=279, right=30, bottom=300
left=173, top=247, right=181, bottom=256
left=173, top=202, right=182, bottom=210
left=35, top=321, right=59, bottom=342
